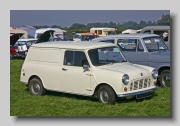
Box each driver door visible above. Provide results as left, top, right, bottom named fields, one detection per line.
left=60, top=50, right=91, bottom=95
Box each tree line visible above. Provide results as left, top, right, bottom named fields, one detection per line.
left=33, top=14, right=170, bottom=33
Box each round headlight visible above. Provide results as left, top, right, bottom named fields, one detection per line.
left=152, top=69, right=158, bottom=79
left=122, top=74, right=129, bottom=85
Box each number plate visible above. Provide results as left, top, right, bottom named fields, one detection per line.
left=136, top=92, right=152, bottom=99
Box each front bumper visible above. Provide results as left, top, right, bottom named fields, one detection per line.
left=117, top=86, right=158, bottom=98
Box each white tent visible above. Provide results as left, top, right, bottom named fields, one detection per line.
left=10, top=27, right=28, bottom=38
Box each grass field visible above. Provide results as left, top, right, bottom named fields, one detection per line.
left=10, top=59, right=171, bottom=116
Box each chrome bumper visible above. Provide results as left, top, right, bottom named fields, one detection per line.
left=117, top=86, right=158, bottom=98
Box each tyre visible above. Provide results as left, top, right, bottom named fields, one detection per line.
left=98, top=85, right=116, bottom=105
left=159, top=70, right=170, bottom=88
left=29, top=78, right=46, bottom=96
left=10, top=52, right=13, bottom=60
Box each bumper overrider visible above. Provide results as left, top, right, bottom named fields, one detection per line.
left=117, top=86, right=158, bottom=98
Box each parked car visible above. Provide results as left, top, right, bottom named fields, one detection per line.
left=14, top=38, right=37, bottom=57
left=92, top=34, right=170, bottom=88
left=20, top=40, right=158, bottom=105
left=10, top=33, right=24, bottom=60
left=72, top=32, right=99, bottom=41
left=140, top=26, right=170, bottom=48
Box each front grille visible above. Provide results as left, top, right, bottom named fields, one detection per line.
left=130, top=78, right=151, bottom=91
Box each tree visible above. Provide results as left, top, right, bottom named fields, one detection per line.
left=157, top=14, right=170, bottom=25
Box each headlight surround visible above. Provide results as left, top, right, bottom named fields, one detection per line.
left=152, top=69, right=158, bottom=79
left=122, top=74, right=129, bottom=85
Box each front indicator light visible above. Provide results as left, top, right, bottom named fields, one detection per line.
left=124, top=87, right=128, bottom=91
left=154, top=81, right=157, bottom=85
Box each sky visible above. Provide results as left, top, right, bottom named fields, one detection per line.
left=10, top=10, right=170, bottom=27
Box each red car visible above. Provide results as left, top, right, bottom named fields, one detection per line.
left=10, top=33, right=24, bottom=60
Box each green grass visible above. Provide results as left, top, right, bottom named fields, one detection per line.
left=10, top=59, right=171, bottom=116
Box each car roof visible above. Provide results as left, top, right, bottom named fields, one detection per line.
left=31, top=41, right=117, bottom=50
left=141, top=26, right=170, bottom=30
left=92, top=34, right=160, bottom=40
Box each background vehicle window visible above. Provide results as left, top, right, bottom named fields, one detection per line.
left=117, top=39, right=137, bottom=52
left=143, top=30, right=151, bottom=34
left=153, top=30, right=169, bottom=42
left=99, top=39, right=114, bottom=43
left=64, top=51, right=88, bottom=67
left=143, top=37, right=167, bottom=52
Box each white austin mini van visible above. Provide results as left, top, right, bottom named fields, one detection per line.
left=20, top=41, right=158, bottom=105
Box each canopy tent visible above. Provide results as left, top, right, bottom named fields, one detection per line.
left=10, top=27, right=28, bottom=38
left=19, top=25, right=36, bottom=38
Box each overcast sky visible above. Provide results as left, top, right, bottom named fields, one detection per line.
left=10, top=10, right=170, bottom=27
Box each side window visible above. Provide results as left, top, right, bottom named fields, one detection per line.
left=117, top=39, right=137, bottom=52
left=99, top=39, right=114, bottom=43
left=143, top=30, right=151, bottom=34
left=64, top=51, right=73, bottom=66
left=64, top=51, right=88, bottom=67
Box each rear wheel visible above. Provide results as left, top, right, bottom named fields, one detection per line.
left=98, top=85, right=116, bottom=105
left=29, top=78, right=46, bottom=96
left=159, top=70, right=170, bottom=88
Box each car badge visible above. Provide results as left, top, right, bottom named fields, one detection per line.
left=140, top=73, right=143, bottom=76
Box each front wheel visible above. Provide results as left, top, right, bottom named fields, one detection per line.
left=29, top=78, right=46, bottom=96
left=159, top=70, right=170, bottom=88
left=98, top=85, right=116, bottom=105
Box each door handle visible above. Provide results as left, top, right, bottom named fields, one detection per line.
left=86, top=74, right=93, bottom=76
left=62, top=68, right=67, bottom=71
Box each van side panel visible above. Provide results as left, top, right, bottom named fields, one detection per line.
left=20, top=47, right=62, bottom=91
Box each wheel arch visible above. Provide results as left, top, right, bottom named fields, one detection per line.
left=92, top=83, right=117, bottom=99
left=28, top=75, right=43, bottom=86
left=158, top=66, right=170, bottom=75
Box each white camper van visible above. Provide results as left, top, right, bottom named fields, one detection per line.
left=90, top=28, right=116, bottom=37
left=35, top=28, right=64, bottom=39
left=122, top=29, right=141, bottom=34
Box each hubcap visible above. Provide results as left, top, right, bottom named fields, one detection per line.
left=162, top=73, right=170, bottom=87
left=100, top=89, right=109, bottom=103
left=32, top=83, right=40, bottom=93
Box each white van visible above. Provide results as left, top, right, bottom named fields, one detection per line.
left=90, top=28, right=116, bottom=37
left=122, top=29, right=141, bottom=34
left=20, top=41, right=158, bottom=105
left=35, top=28, right=64, bottom=39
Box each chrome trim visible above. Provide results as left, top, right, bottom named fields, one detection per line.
left=117, top=86, right=158, bottom=97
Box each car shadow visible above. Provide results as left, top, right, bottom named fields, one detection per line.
left=24, top=88, right=158, bottom=104
left=25, top=88, right=99, bottom=103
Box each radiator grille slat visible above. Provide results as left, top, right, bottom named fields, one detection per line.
left=130, top=78, right=151, bottom=91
